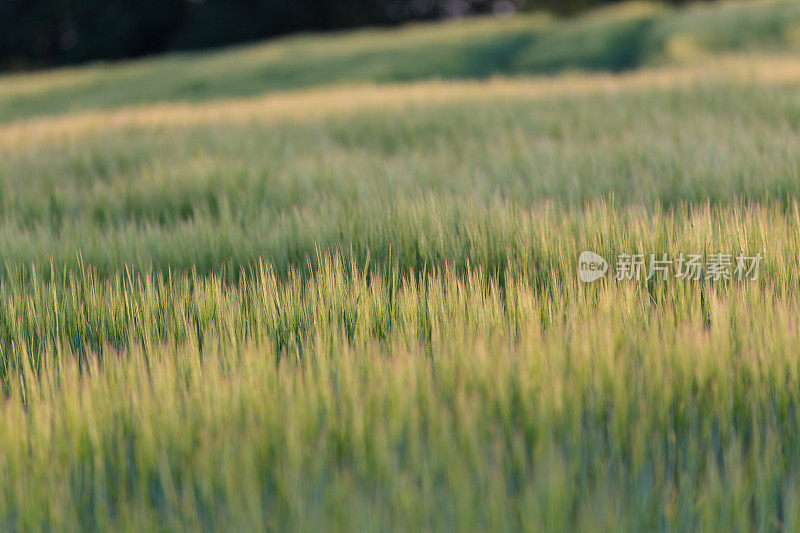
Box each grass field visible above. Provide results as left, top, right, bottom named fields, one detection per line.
left=2, top=0, right=800, bottom=530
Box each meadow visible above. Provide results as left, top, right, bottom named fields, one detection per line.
left=2, top=0, right=800, bottom=530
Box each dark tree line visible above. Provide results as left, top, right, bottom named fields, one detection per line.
left=0, top=0, right=687, bottom=70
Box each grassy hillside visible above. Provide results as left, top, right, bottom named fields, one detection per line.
left=1, top=0, right=800, bottom=123
left=1, top=1, right=800, bottom=530
left=1, top=57, right=800, bottom=278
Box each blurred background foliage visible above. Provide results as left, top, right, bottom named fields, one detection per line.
left=0, top=0, right=702, bottom=71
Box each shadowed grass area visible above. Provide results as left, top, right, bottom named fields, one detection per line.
left=1, top=0, right=800, bottom=123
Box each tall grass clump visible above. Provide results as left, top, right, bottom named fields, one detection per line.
left=0, top=249, right=799, bottom=530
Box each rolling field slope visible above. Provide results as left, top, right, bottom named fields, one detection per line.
left=2, top=0, right=800, bottom=122
left=1, top=0, right=800, bottom=530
